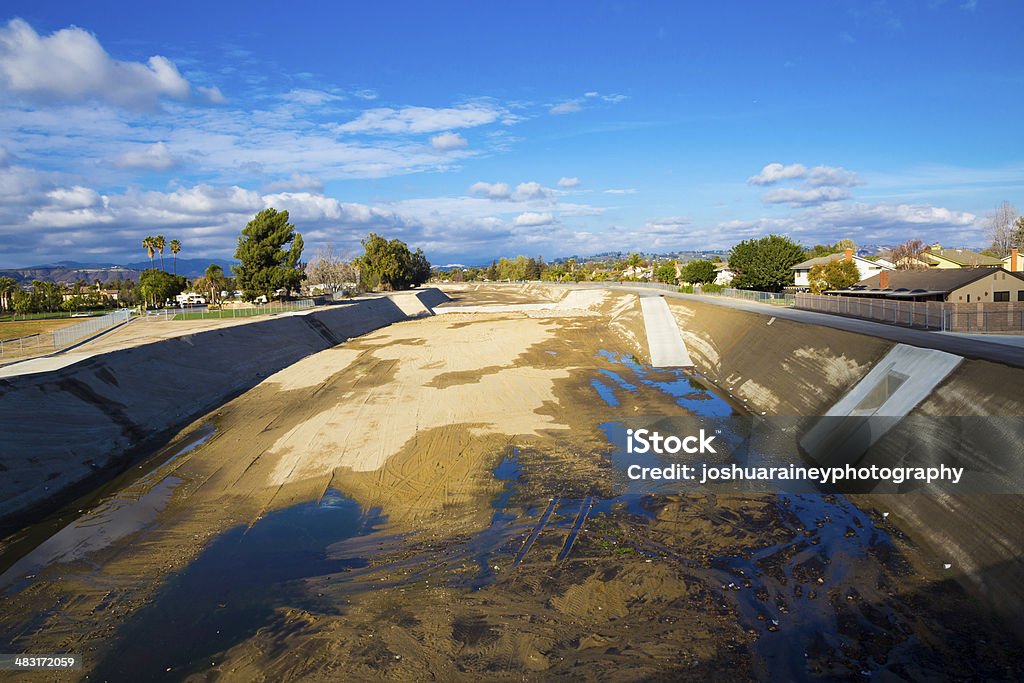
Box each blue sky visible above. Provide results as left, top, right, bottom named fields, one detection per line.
left=1, top=0, right=1022, bottom=267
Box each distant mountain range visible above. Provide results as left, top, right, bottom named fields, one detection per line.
left=0, top=258, right=238, bottom=285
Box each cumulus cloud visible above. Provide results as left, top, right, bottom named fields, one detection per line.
left=469, top=181, right=512, bottom=200
left=513, top=211, right=555, bottom=227
left=805, top=165, right=861, bottom=187
left=747, top=162, right=807, bottom=185
left=513, top=181, right=553, bottom=201
left=468, top=180, right=556, bottom=202
left=0, top=19, right=211, bottom=110
left=114, top=142, right=179, bottom=170
left=760, top=186, right=852, bottom=206
left=557, top=176, right=580, bottom=187
left=430, top=131, right=468, bottom=150
left=337, top=103, right=504, bottom=134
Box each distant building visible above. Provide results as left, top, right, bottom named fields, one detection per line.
left=828, top=267, right=1024, bottom=303
left=713, top=263, right=735, bottom=286
left=923, top=244, right=1003, bottom=269
left=790, top=248, right=893, bottom=291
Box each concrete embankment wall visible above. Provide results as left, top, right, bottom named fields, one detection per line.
left=662, top=294, right=1024, bottom=634
left=0, top=290, right=447, bottom=531
left=663, top=296, right=894, bottom=418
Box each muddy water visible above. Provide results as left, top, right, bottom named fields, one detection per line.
left=2, top=341, right=1022, bottom=680
left=88, top=490, right=381, bottom=680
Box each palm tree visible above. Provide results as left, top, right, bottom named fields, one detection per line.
left=142, top=236, right=155, bottom=266
left=204, top=263, right=225, bottom=305
left=0, top=276, right=16, bottom=313
left=169, top=239, right=181, bottom=275
left=154, top=235, right=166, bottom=270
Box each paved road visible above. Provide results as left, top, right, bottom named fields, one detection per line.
left=611, top=287, right=1024, bottom=369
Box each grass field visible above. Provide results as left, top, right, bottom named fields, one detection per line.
left=0, top=310, right=116, bottom=323
left=0, top=318, right=78, bottom=340
left=173, top=304, right=311, bottom=321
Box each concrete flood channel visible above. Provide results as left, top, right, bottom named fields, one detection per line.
left=1, top=293, right=1022, bottom=680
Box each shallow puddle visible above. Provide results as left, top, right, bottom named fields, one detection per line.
left=89, top=489, right=380, bottom=680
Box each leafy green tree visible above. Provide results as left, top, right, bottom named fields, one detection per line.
left=356, top=233, right=429, bottom=290
left=233, top=208, right=305, bottom=301
left=681, top=259, right=716, bottom=284
left=139, top=269, right=186, bottom=308
left=808, top=259, right=861, bottom=293
left=655, top=262, right=678, bottom=284
left=410, top=248, right=431, bottom=286
left=485, top=260, right=498, bottom=281
left=12, top=288, right=32, bottom=314
left=728, top=235, right=804, bottom=292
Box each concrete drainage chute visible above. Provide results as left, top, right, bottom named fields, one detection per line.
left=800, top=344, right=962, bottom=471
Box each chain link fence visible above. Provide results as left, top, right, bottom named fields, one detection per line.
left=139, top=299, right=316, bottom=322
left=0, top=309, right=133, bottom=359
left=795, top=293, right=1024, bottom=332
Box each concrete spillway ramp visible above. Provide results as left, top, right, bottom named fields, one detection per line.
left=638, top=295, right=693, bottom=367
left=801, top=343, right=962, bottom=467
left=388, top=291, right=434, bottom=318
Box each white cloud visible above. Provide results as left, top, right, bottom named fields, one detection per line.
left=806, top=165, right=861, bottom=187
left=584, top=91, right=599, bottom=98
left=604, top=188, right=636, bottom=195
left=0, top=19, right=205, bottom=110
left=602, top=94, right=628, bottom=103
left=336, top=103, right=504, bottom=134
left=550, top=100, right=583, bottom=115
left=747, top=162, right=807, bottom=185
left=114, top=142, right=179, bottom=170
left=513, top=211, right=555, bottom=227
left=469, top=181, right=512, bottom=200
left=468, top=180, right=556, bottom=202
left=197, top=85, right=226, bottom=104
left=557, top=176, right=580, bottom=187
left=430, top=131, right=468, bottom=151
left=261, top=173, right=324, bottom=193
left=46, top=185, right=104, bottom=209
left=645, top=216, right=691, bottom=232
left=761, top=186, right=852, bottom=206
left=0, top=146, right=8, bottom=167
left=284, top=88, right=343, bottom=106
left=513, top=181, right=553, bottom=201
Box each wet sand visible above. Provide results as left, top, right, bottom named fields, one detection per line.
left=1, top=286, right=1021, bottom=680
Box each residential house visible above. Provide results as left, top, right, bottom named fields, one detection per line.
left=713, top=263, right=735, bottom=286
left=790, top=248, right=893, bottom=291
left=923, top=244, right=1002, bottom=269
left=827, top=267, right=1024, bottom=303
left=1002, top=248, right=1021, bottom=273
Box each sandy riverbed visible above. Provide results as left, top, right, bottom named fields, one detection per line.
left=1, top=285, right=1021, bottom=681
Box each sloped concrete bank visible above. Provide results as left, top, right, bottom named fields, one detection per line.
left=0, top=290, right=447, bottom=532
left=662, top=294, right=1024, bottom=634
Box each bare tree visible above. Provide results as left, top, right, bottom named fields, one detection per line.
left=987, top=201, right=1019, bottom=258
left=304, top=243, right=357, bottom=295
left=891, top=238, right=929, bottom=270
